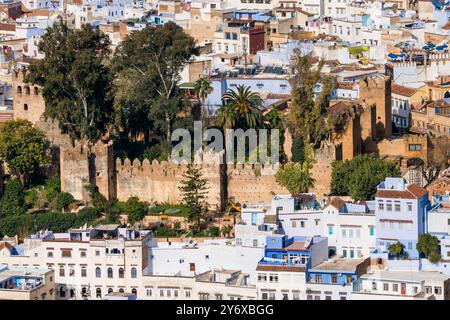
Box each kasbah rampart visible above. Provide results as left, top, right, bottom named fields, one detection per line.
left=11, top=64, right=434, bottom=210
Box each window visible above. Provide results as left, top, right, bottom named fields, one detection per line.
left=186, top=290, right=191, bottom=298
left=349, top=229, right=353, bottom=238
left=59, top=266, right=65, bottom=277
left=24, top=104, right=28, bottom=111
left=167, top=290, right=171, bottom=297
left=331, top=274, right=337, bottom=284
left=300, top=221, right=305, bottom=228
left=435, top=286, right=442, bottom=295
left=386, top=203, right=392, bottom=211
left=328, top=226, right=333, bottom=235
left=258, top=274, right=267, bottom=282
left=236, top=238, right=242, bottom=246
left=34, top=87, right=39, bottom=95
left=131, top=267, right=137, bottom=278
left=17, top=86, right=22, bottom=95
left=160, top=289, right=164, bottom=297
left=343, top=249, right=347, bottom=258
left=383, top=283, right=389, bottom=291
left=408, top=242, right=413, bottom=250
left=47, top=251, right=53, bottom=258
left=372, top=282, right=377, bottom=290
left=80, top=251, right=86, bottom=258
left=215, top=293, right=223, bottom=300
left=370, top=227, right=374, bottom=236
left=407, top=203, right=412, bottom=211
left=269, top=274, right=278, bottom=283
left=95, top=250, right=100, bottom=256
left=25, top=86, right=30, bottom=95
left=408, top=144, right=421, bottom=151
left=253, top=239, right=258, bottom=247
left=292, top=221, right=296, bottom=228
left=393, top=284, right=398, bottom=291
left=174, top=290, right=178, bottom=297
left=96, top=288, right=101, bottom=298
left=95, top=267, right=101, bottom=278
left=293, top=292, right=300, bottom=300
left=119, top=268, right=124, bottom=278
left=356, top=229, right=361, bottom=238
left=81, top=267, right=87, bottom=277
left=107, top=267, right=113, bottom=278
left=69, top=267, right=75, bottom=277
left=394, top=203, right=401, bottom=212
left=342, top=229, right=346, bottom=238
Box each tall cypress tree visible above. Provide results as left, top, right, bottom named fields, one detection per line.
left=179, top=164, right=209, bottom=231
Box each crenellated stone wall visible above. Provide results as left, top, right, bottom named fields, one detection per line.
left=115, top=158, right=223, bottom=209
left=60, top=141, right=335, bottom=208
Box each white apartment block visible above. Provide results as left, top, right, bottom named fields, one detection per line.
left=352, top=270, right=450, bottom=300
left=0, top=225, right=151, bottom=300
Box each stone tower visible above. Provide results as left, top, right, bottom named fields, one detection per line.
left=359, top=75, right=392, bottom=139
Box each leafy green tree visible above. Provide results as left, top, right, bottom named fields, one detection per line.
left=221, top=224, right=233, bottom=238
left=179, top=164, right=209, bottom=230
left=330, top=155, right=401, bottom=201
left=218, top=85, right=263, bottom=129
left=27, top=23, right=113, bottom=143
left=0, top=178, right=27, bottom=215
left=124, top=197, right=148, bottom=225
left=75, top=207, right=99, bottom=227
left=286, top=54, right=336, bottom=159
left=85, top=184, right=107, bottom=210
left=55, top=192, right=75, bottom=212
left=275, top=162, right=315, bottom=194
left=417, top=234, right=441, bottom=263
left=44, top=174, right=61, bottom=202
left=0, top=119, right=48, bottom=185
left=0, top=214, right=32, bottom=238
left=194, top=76, right=213, bottom=123
left=388, top=242, right=409, bottom=260
left=113, top=22, right=198, bottom=144
left=32, top=212, right=76, bottom=233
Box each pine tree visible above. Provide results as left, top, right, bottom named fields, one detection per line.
left=179, top=164, right=209, bottom=230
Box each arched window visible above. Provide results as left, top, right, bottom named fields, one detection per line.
left=131, top=267, right=137, bottom=279
left=17, top=86, right=22, bottom=95
left=445, top=91, right=450, bottom=99
left=96, top=288, right=102, bottom=298
left=59, top=286, right=65, bottom=298
left=95, top=267, right=101, bottom=278
left=107, top=288, right=113, bottom=294
left=25, top=86, right=30, bottom=95
left=107, top=267, right=113, bottom=278
left=118, top=267, right=124, bottom=279
left=131, top=288, right=137, bottom=295
left=119, top=288, right=124, bottom=293
left=81, top=287, right=87, bottom=297
left=24, top=104, right=28, bottom=111
left=34, top=87, right=39, bottom=95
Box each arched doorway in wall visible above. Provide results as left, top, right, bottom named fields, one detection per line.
left=444, top=91, right=450, bottom=99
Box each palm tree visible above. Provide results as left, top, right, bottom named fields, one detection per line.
left=218, top=84, right=263, bottom=129
left=194, top=76, right=213, bottom=123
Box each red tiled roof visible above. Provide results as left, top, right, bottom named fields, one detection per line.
left=0, top=242, right=13, bottom=251
left=328, top=197, right=346, bottom=210
left=391, top=83, right=417, bottom=97
left=376, top=184, right=427, bottom=199
left=285, top=241, right=306, bottom=251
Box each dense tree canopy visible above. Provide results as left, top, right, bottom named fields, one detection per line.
left=286, top=54, right=337, bottom=159
left=27, top=23, right=113, bottom=143
left=124, top=197, right=148, bottom=225
left=330, top=155, right=401, bottom=201
left=417, top=234, right=441, bottom=263
left=0, top=178, right=27, bottom=216
left=0, top=119, right=48, bottom=185
left=275, top=162, right=315, bottom=194
left=113, top=22, right=198, bottom=144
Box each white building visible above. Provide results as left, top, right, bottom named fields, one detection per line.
left=352, top=270, right=450, bottom=300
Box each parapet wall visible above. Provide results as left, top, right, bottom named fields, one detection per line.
left=62, top=141, right=336, bottom=208
left=115, top=158, right=223, bottom=209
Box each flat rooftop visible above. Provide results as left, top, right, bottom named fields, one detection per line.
left=310, top=258, right=365, bottom=272
left=361, top=270, right=449, bottom=282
